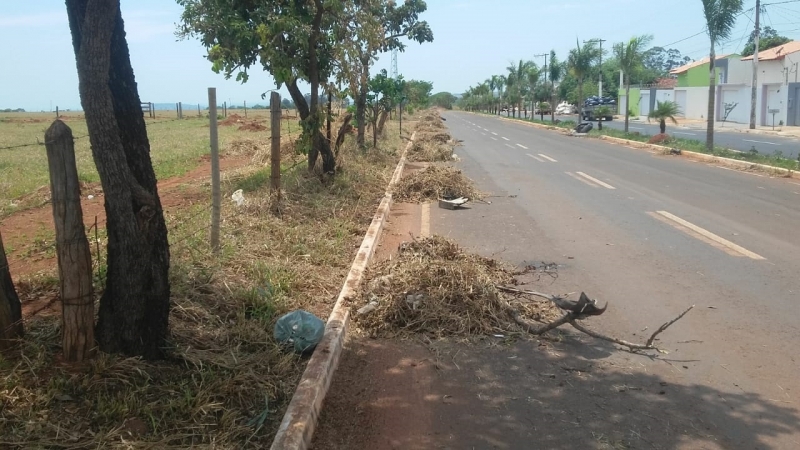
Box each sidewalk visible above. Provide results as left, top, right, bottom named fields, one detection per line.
left=625, top=114, right=800, bottom=138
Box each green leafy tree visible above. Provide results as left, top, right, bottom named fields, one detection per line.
left=701, top=0, right=744, bottom=150
left=431, top=92, right=457, bottom=109
left=525, top=65, right=541, bottom=119
left=337, top=0, right=433, bottom=149
left=742, top=26, right=790, bottom=57
left=648, top=100, right=681, bottom=134
left=568, top=40, right=600, bottom=121
left=176, top=0, right=339, bottom=174
left=366, top=69, right=404, bottom=147
left=505, top=59, right=536, bottom=118
left=614, top=34, right=654, bottom=132
left=404, top=80, right=434, bottom=109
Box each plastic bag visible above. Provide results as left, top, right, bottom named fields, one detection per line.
left=274, top=310, right=325, bottom=354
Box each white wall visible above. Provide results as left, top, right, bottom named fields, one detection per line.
left=675, top=90, right=687, bottom=117
left=726, top=58, right=752, bottom=84
left=676, top=87, right=710, bottom=120
left=640, top=92, right=651, bottom=116
left=719, top=86, right=749, bottom=123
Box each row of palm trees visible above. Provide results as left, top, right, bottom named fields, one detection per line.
left=460, top=36, right=660, bottom=134
left=461, top=0, right=745, bottom=150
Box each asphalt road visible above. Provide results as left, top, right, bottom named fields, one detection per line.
left=510, top=111, right=800, bottom=160
left=431, top=111, right=800, bottom=448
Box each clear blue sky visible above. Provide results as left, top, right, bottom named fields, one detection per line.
left=2, top=0, right=799, bottom=111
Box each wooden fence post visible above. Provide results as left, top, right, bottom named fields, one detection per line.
left=244, top=100, right=247, bottom=118
left=45, top=120, right=94, bottom=361
left=270, top=92, right=282, bottom=214
left=0, top=231, right=23, bottom=352
left=208, top=88, right=221, bottom=253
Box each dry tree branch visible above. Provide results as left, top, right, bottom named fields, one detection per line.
left=498, top=285, right=695, bottom=353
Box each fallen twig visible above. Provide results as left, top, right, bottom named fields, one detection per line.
left=646, top=305, right=695, bottom=347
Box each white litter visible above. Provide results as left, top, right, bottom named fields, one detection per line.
left=231, top=189, right=245, bottom=206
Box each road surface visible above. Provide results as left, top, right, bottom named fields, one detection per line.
left=512, top=111, right=800, bottom=159
left=314, top=112, right=800, bottom=449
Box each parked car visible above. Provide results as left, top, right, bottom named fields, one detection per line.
left=581, top=96, right=615, bottom=121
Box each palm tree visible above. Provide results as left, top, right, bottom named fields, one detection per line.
left=701, top=0, right=744, bottom=150
left=568, top=39, right=600, bottom=124
left=525, top=65, right=541, bottom=120
left=496, top=75, right=506, bottom=115
left=487, top=76, right=498, bottom=114
left=506, top=59, right=536, bottom=118
left=549, top=50, right=563, bottom=123
left=648, top=100, right=681, bottom=134
left=614, top=34, right=654, bottom=133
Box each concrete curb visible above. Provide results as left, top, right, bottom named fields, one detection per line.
left=597, top=135, right=800, bottom=179
left=270, top=131, right=416, bottom=450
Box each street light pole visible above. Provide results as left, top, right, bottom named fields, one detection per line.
left=534, top=53, right=548, bottom=119
left=585, top=38, right=606, bottom=96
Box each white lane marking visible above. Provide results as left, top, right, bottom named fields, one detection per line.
left=714, top=166, right=764, bottom=177
left=575, top=172, right=616, bottom=189
left=516, top=143, right=528, bottom=149
left=481, top=132, right=486, bottom=136
left=421, top=202, right=430, bottom=237
left=566, top=172, right=599, bottom=188
left=629, top=126, right=644, bottom=130
left=502, top=137, right=510, bottom=141
left=674, top=131, right=697, bottom=136
left=491, top=132, right=498, bottom=135
left=757, top=186, right=765, bottom=189
left=794, top=192, right=799, bottom=195
left=527, top=153, right=545, bottom=162
left=491, top=137, right=498, bottom=141
left=789, top=181, right=800, bottom=186
left=538, top=153, right=558, bottom=162
left=652, top=211, right=765, bottom=260
left=743, top=139, right=780, bottom=146
left=505, top=143, right=516, bottom=149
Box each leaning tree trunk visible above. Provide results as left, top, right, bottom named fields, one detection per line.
left=66, top=0, right=171, bottom=359
left=377, top=110, right=389, bottom=136
left=706, top=46, right=716, bottom=151
left=0, top=231, right=23, bottom=352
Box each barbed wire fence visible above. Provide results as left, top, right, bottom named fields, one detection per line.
left=1, top=92, right=300, bottom=294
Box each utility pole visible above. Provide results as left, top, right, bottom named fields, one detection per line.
left=534, top=53, right=548, bottom=119
left=585, top=38, right=607, bottom=96
left=750, top=0, right=761, bottom=129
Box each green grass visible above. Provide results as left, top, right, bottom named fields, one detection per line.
left=0, top=112, right=292, bottom=218
left=477, top=111, right=800, bottom=172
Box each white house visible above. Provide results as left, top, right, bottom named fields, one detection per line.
left=741, top=41, right=800, bottom=127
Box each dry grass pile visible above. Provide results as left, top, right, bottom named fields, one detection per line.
left=393, top=165, right=482, bottom=203
left=416, top=111, right=446, bottom=132
left=406, top=140, right=454, bottom=162
left=0, top=124, right=403, bottom=448
left=352, top=236, right=562, bottom=337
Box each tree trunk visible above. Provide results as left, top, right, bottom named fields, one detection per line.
left=356, top=54, right=370, bottom=149
left=707, top=45, right=716, bottom=151
left=327, top=90, right=332, bottom=143
left=66, top=0, right=170, bottom=359
left=0, top=231, right=23, bottom=352
left=624, top=77, right=631, bottom=133
left=660, top=119, right=666, bottom=134
left=578, top=77, right=584, bottom=124
left=377, top=110, right=389, bottom=135
left=551, top=90, right=556, bottom=123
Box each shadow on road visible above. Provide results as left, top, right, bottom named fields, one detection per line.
left=314, top=335, right=799, bottom=449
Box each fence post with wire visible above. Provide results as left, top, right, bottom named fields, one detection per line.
left=44, top=119, right=95, bottom=362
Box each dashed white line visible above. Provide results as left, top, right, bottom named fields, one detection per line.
left=502, top=137, right=510, bottom=141
left=481, top=132, right=486, bottom=136
left=516, top=143, right=528, bottom=149
left=743, top=139, right=780, bottom=146
left=575, top=171, right=616, bottom=189
left=650, top=211, right=765, bottom=260
left=566, top=172, right=598, bottom=188
left=491, top=132, right=498, bottom=136
left=629, top=126, right=644, bottom=130
left=674, top=131, right=697, bottom=136
left=538, top=153, right=558, bottom=162
left=491, top=137, right=498, bottom=141
left=505, top=143, right=515, bottom=149
left=527, top=153, right=545, bottom=162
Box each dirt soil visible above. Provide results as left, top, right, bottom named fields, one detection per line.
left=3, top=153, right=250, bottom=318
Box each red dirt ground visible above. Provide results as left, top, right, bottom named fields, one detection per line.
left=3, top=153, right=250, bottom=318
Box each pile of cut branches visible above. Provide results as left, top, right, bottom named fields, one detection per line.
left=393, top=166, right=482, bottom=203
left=353, top=236, right=695, bottom=353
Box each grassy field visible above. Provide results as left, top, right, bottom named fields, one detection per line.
left=0, top=109, right=411, bottom=448
left=0, top=110, right=301, bottom=218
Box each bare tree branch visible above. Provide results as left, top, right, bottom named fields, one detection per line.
left=646, top=304, right=695, bottom=347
